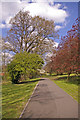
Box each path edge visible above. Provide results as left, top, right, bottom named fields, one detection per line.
left=19, top=81, right=40, bottom=118
left=52, top=80, right=78, bottom=103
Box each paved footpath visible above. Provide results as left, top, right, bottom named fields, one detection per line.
left=21, top=78, right=78, bottom=118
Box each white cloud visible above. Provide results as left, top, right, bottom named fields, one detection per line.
left=1, top=0, right=68, bottom=28
left=54, top=3, right=61, bottom=9
left=0, top=24, right=5, bottom=28
left=5, top=41, right=11, bottom=45
left=24, top=2, right=68, bottom=23
left=44, top=38, right=59, bottom=48
left=2, top=52, right=13, bottom=58
left=45, top=52, right=53, bottom=58
left=5, top=16, right=12, bottom=24
left=5, top=41, right=13, bottom=49
left=0, top=23, right=11, bottom=28
left=2, top=52, right=13, bottom=64
left=44, top=38, right=50, bottom=43
left=55, top=25, right=62, bottom=30
left=1, top=1, right=28, bottom=28
left=45, top=42, right=58, bottom=60
left=54, top=42, right=59, bottom=48
left=63, top=6, right=67, bottom=9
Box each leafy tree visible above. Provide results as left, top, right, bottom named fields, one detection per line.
left=47, top=18, right=80, bottom=79
left=7, top=52, right=44, bottom=83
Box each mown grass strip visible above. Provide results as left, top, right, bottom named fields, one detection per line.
left=2, top=78, right=41, bottom=118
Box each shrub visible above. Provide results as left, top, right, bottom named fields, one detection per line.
left=7, top=52, right=44, bottom=83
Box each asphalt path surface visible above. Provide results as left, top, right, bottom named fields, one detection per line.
left=21, top=78, right=78, bottom=118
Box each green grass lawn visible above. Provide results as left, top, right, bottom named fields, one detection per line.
left=2, top=78, right=41, bottom=118
left=48, top=74, right=79, bottom=102
left=2, top=74, right=80, bottom=118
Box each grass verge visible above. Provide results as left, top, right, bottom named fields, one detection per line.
left=46, top=74, right=79, bottom=102
left=2, top=78, right=41, bottom=118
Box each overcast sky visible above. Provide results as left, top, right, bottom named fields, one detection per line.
left=0, top=0, right=78, bottom=43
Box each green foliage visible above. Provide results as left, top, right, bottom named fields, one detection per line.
left=7, top=52, right=44, bottom=83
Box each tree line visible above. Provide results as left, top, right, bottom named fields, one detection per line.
left=2, top=10, right=58, bottom=83
left=2, top=10, right=79, bottom=82
left=45, top=18, right=80, bottom=79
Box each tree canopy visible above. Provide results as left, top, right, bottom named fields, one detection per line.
left=45, top=18, right=80, bottom=78
left=5, top=10, right=58, bottom=56
left=7, top=52, right=44, bottom=83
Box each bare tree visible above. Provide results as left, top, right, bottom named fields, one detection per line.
left=5, top=10, right=58, bottom=55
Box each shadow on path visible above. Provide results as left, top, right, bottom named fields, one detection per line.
left=18, top=78, right=46, bottom=84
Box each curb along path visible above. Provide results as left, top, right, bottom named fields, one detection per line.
left=20, top=78, right=78, bottom=118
